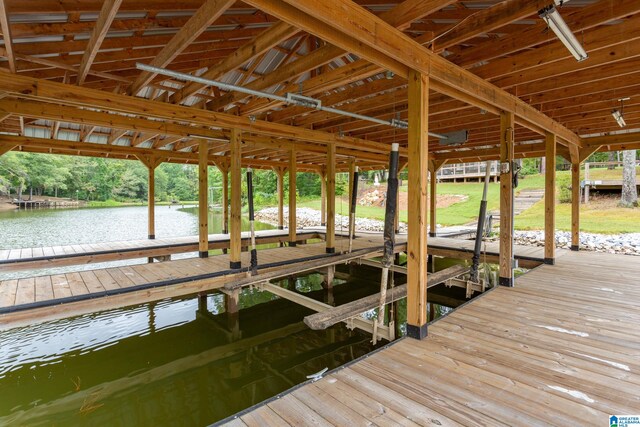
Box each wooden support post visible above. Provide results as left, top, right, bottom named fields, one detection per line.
left=288, top=149, right=297, bottom=246
left=326, top=144, right=336, bottom=253
left=275, top=167, right=285, bottom=230
left=571, top=160, right=580, bottom=251
left=544, top=132, right=556, bottom=264
left=429, top=161, right=437, bottom=237
left=220, top=162, right=229, bottom=234
left=230, top=128, right=242, bottom=269
left=136, top=155, right=163, bottom=241
left=148, top=163, right=156, bottom=240
left=319, top=168, right=327, bottom=227
left=348, top=158, right=355, bottom=232
left=499, top=111, right=515, bottom=287
left=395, top=162, right=407, bottom=235
left=198, top=140, right=209, bottom=258
left=406, top=70, right=429, bottom=340
left=0, top=143, right=15, bottom=157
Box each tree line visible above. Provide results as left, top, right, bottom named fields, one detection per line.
left=0, top=152, right=350, bottom=204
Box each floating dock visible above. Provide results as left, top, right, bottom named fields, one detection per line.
left=220, top=249, right=640, bottom=426
left=0, top=230, right=554, bottom=328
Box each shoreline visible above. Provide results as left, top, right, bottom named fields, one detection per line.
left=256, top=206, right=640, bottom=256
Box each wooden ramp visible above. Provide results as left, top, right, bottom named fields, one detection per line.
left=221, top=250, right=640, bottom=426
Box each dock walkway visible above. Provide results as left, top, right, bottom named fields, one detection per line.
left=222, top=249, right=640, bottom=426
left=0, top=228, right=323, bottom=272
left=0, top=231, right=553, bottom=328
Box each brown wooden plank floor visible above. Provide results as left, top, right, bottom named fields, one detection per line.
left=0, top=235, right=387, bottom=328
left=222, top=250, right=640, bottom=426
left=0, top=228, right=326, bottom=272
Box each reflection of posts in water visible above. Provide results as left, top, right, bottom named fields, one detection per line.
left=148, top=301, right=156, bottom=334
left=225, top=290, right=241, bottom=340
left=428, top=303, right=435, bottom=322
left=287, top=276, right=297, bottom=292
left=322, top=266, right=335, bottom=305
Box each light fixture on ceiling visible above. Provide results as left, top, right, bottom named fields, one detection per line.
left=611, top=98, right=630, bottom=128
left=538, top=4, right=588, bottom=62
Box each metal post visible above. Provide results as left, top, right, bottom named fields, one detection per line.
left=377, top=143, right=399, bottom=329
left=247, top=168, right=258, bottom=275
left=470, top=161, right=492, bottom=282
left=348, top=166, right=359, bottom=253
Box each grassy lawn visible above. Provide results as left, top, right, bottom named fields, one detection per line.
left=300, top=167, right=640, bottom=233
left=516, top=199, right=640, bottom=234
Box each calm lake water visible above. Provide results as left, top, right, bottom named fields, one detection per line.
left=0, top=206, right=274, bottom=280
left=0, top=206, right=464, bottom=425
left=0, top=205, right=271, bottom=249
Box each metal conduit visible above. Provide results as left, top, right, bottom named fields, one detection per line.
left=135, top=63, right=447, bottom=139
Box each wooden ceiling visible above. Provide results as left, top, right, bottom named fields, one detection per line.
left=0, top=0, right=639, bottom=170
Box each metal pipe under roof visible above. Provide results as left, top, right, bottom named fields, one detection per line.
left=135, top=62, right=448, bottom=140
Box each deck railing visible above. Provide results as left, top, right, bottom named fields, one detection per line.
left=437, top=161, right=499, bottom=179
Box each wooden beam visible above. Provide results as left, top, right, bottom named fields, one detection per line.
left=319, top=168, right=326, bottom=227
left=347, top=158, right=355, bottom=239
left=198, top=139, right=209, bottom=258
left=256, top=0, right=580, bottom=146
left=429, top=160, right=437, bottom=237
left=0, top=72, right=393, bottom=156
left=129, top=0, right=235, bottom=95
left=406, top=69, right=429, bottom=339
left=0, top=0, right=15, bottom=73
left=0, top=99, right=223, bottom=141
left=77, top=0, right=123, bottom=85
left=499, top=111, right=515, bottom=287
left=173, top=21, right=299, bottom=103
left=571, top=160, right=580, bottom=251
left=326, top=145, right=336, bottom=253
left=434, top=0, right=550, bottom=50
left=288, top=149, right=297, bottom=246
left=544, top=132, right=556, bottom=264
left=274, top=167, right=285, bottom=230
left=136, top=155, right=163, bottom=240
left=230, top=129, right=242, bottom=268
left=226, top=0, right=455, bottom=113
left=219, top=161, right=229, bottom=234
left=0, top=142, right=15, bottom=156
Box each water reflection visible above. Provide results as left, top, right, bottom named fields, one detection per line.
left=0, top=268, right=407, bottom=426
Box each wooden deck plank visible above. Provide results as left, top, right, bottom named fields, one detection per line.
left=240, top=406, right=291, bottom=427
left=65, top=272, right=89, bottom=296
left=34, top=275, right=54, bottom=302
left=0, top=280, right=18, bottom=306
left=93, top=269, right=121, bottom=291
left=266, top=394, right=333, bottom=427
left=51, top=274, right=72, bottom=299
left=14, top=277, right=35, bottom=306
left=226, top=249, right=640, bottom=426
left=79, top=271, right=106, bottom=294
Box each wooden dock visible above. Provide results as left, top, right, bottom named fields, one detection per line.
left=0, top=230, right=546, bottom=273
left=0, top=231, right=555, bottom=328
left=0, top=235, right=393, bottom=328
left=221, top=249, right=640, bottom=426
left=0, top=229, right=323, bottom=272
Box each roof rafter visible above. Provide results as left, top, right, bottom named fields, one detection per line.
left=248, top=0, right=580, bottom=147
left=77, top=0, right=123, bottom=85
left=0, top=0, right=15, bottom=73
left=128, top=0, right=236, bottom=96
